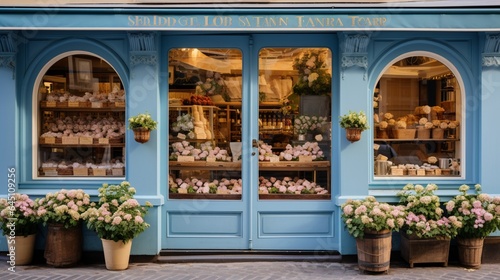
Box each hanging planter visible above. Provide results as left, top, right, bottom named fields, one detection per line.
left=128, top=112, right=158, bottom=144
left=339, top=111, right=369, bottom=143
left=133, top=127, right=151, bottom=143
left=345, top=128, right=362, bottom=143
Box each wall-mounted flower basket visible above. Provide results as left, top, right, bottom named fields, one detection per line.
left=133, top=127, right=151, bottom=143
left=345, top=128, right=362, bottom=143
left=128, top=112, right=157, bottom=144
left=339, top=111, right=369, bottom=143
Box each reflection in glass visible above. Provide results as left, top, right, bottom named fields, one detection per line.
left=168, top=48, right=244, bottom=199
left=258, top=48, right=332, bottom=199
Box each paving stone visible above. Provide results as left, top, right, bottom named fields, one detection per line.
left=0, top=259, right=499, bottom=280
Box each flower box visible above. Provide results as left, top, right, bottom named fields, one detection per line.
left=56, top=101, right=68, bottom=108
left=73, top=167, right=88, bottom=176
left=91, top=101, right=108, bottom=108
left=206, top=156, right=216, bottom=162
left=79, top=137, right=93, bottom=145
left=108, top=137, right=124, bottom=144
left=62, top=137, right=79, bottom=145
left=394, top=129, right=416, bottom=139
left=400, top=232, right=450, bottom=268
left=298, top=155, right=313, bottom=162
left=92, top=168, right=107, bottom=176
left=95, top=138, right=109, bottom=145
left=42, top=167, right=58, bottom=176
left=57, top=168, right=73, bottom=175
left=41, top=101, right=57, bottom=107
left=169, top=193, right=241, bottom=200
left=40, top=137, right=56, bottom=144
left=177, top=156, right=195, bottom=162
left=111, top=168, right=124, bottom=176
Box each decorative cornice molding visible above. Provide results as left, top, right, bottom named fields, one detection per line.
left=340, top=33, right=370, bottom=79
left=128, top=32, right=158, bottom=67
left=0, top=33, right=16, bottom=78
left=482, top=34, right=500, bottom=67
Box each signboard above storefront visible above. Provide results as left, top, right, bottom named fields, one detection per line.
left=0, top=3, right=500, bottom=31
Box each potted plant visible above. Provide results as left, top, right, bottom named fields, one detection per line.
left=339, top=111, right=369, bottom=142
left=397, top=183, right=462, bottom=268
left=0, top=193, right=39, bottom=265
left=445, top=184, right=500, bottom=268
left=293, top=115, right=328, bottom=141
left=82, top=181, right=151, bottom=270
left=341, top=196, right=406, bottom=273
left=128, top=112, right=158, bottom=143
left=36, top=189, right=92, bottom=267
left=292, top=50, right=331, bottom=96
left=292, top=50, right=332, bottom=117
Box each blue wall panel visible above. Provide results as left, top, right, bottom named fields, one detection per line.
left=168, top=212, right=243, bottom=237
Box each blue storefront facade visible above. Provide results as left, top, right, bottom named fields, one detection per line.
left=1, top=2, right=500, bottom=257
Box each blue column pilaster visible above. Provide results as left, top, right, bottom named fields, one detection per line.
left=0, top=32, right=17, bottom=249
left=481, top=34, right=500, bottom=199
left=126, top=32, right=162, bottom=255
left=337, top=33, right=372, bottom=254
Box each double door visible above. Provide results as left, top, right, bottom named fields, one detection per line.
left=163, top=34, right=337, bottom=251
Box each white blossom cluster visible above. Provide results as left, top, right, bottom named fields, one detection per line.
left=258, top=176, right=328, bottom=195
left=169, top=176, right=242, bottom=194
left=279, top=142, right=325, bottom=161
left=40, top=115, right=125, bottom=139
left=170, top=141, right=231, bottom=161
left=44, top=90, right=125, bottom=103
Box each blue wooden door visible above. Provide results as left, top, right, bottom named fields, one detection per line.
left=162, top=34, right=338, bottom=251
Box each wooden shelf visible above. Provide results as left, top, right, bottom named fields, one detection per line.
left=40, top=106, right=124, bottom=112
left=374, top=138, right=459, bottom=142
left=40, top=143, right=125, bottom=148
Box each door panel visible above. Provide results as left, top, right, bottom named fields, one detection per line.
left=163, top=36, right=249, bottom=249
left=162, top=34, right=338, bottom=252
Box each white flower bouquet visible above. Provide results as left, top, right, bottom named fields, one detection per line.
left=294, top=115, right=328, bottom=135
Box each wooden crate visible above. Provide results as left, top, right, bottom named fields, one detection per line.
left=62, top=137, right=79, bottom=145
left=73, top=167, right=88, bottom=176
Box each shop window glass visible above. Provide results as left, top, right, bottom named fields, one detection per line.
left=168, top=48, right=243, bottom=199
left=37, top=54, right=125, bottom=178
left=258, top=48, right=332, bottom=199
left=374, top=56, right=462, bottom=177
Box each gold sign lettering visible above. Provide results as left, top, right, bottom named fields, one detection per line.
left=349, top=16, right=387, bottom=27
left=238, top=16, right=288, bottom=27
left=127, top=15, right=388, bottom=29
left=296, top=16, right=343, bottom=28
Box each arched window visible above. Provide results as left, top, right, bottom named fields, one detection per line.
left=373, top=55, right=462, bottom=178
left=35, top=53, right=126, bottom=178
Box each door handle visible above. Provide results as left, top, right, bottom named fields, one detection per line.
left=252, top=139, right=258, bottom=156
left=252, top=139, right=259, bottom=148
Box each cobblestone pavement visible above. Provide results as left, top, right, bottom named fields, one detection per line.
left=1, top=260, right=499, bottom=280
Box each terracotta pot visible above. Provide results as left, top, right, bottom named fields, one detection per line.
left=44, top=223, right=82, bottom=267
left=457, top=237, right=484, bottom=269
left=133, top=127, right=151, bottom=143
left=345, top=128, right=362, bottom=143
left=101, top=239, right=132, bottom=271
left=5, top=234, right=36, bottom=265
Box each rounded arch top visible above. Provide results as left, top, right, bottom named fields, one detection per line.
left=367, top=39, right=475, bottom=95
left=22, top=37, right=129, bottom=97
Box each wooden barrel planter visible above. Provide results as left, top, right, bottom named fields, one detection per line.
left=356, top=229, right=392, bottom=273
left=400, top=232, right=450, bottom=268
left=457, top=237, right=484, bottom=269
